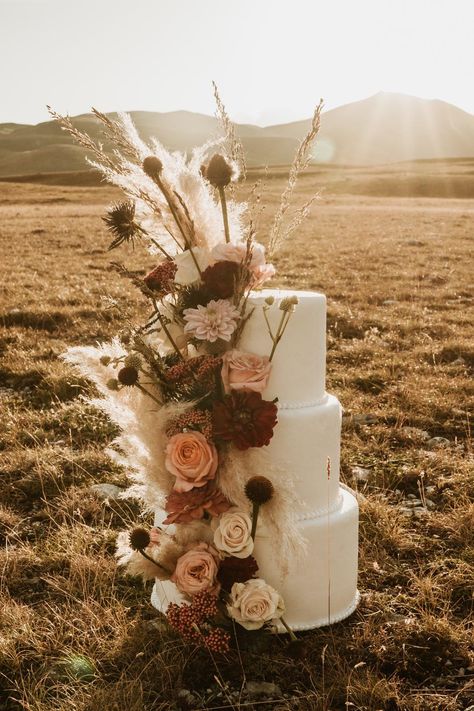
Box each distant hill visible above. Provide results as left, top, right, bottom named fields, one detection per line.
left=0, top=93, right=473, bottom=178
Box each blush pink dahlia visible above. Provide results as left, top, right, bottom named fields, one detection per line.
left=183, top=299, right=240, bottom=342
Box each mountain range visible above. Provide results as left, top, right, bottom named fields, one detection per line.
left=0, top=92, right=473, bottom=177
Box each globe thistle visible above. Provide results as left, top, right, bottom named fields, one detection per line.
left=124, top=353, right=142, bottom=370
left=99, top=355, right=111, bottom=366
left=244, top=476, right=274, bottom=505
left=103, top=200, right=140, bottom=250
left=129, top=527, right=151, bottom=551
left=142, top=156, right=163, bottom=180
left=205, top=154, right=233, bottom=188
left=106, top=378, right=119, bottom=391
left=117, top=366, right=139, bottom=386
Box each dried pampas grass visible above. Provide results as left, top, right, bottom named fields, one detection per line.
left=218, top=446, right=306, bottom=574
left=62, top=341, right=196, bottom=512
left=268, top=99, right=323, bottom=258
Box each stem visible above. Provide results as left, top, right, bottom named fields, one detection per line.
left=268, top=311, right=287, bottom=362
left=156, top=176, right=202, bottom=277
left=136, top=383, right=162, bottom=407
left=280, top=616, right=297, bottom=641
left=152, top=299, right=184, bottom=360
left=218, top=186, right=231, bottom=243
left=137, top=549, right=170, bottom=576
left=250, top=502, right=260, bottom=540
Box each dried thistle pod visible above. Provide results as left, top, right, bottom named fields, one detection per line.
left=129, top=527, right=151, bottom=551
left=124, top=353, right=142, bottom=369
left=118, top=366, right=139, bottom=386
left=245, top=476, right=275, bottom=505
left=106, top=378, right=119, bottom=391
left=206, top=153, right=233, bottom=188
left=142, top=156, right=163, bottom=179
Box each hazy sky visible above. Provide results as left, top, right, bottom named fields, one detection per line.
left=1, top=0, right=473, bottom=125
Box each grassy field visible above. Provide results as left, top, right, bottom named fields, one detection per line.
left=0, top=167, right=473, bottom=710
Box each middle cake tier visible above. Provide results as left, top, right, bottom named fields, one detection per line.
left=267, top=393, right=342, bottom=516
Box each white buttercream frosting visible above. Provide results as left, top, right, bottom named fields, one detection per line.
left=238, top=289, right=327, bottom=406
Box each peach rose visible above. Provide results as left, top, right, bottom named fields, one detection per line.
left=213, top=507, right=254, bottom=558
left=221, top=349, right=272, bottom=394
left=165, top=431, right=218, bottom=493
left=226, top=578, right=285, bottom=630
left=171, top=542, right=220, bottom=596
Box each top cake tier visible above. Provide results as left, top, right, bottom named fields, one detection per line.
left=238, top=289, right=326, bottom=407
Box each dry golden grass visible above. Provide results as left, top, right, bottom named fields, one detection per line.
left=0, top=167, right=473, bottom=710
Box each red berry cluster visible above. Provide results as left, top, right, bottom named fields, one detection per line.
left=166, top=409, right=214, bottom=441
left=166, top=592, right=230, bottom=653
left=167, top=355, right=222, bottom=385
left=203, top=627, right=231, bottom=654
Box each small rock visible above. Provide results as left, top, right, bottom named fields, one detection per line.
left=425, top=499, right=436, bottom=510
left=399, top=507, right=414, bottom=516
left=414, top=507, right=429, bottom=518
left=451, top=357, right=466, bottom=366
left=245, top=681, right=282, bottom=698
left=407, top=494, right=417, bottom=500
left=90, top=483, right=124, bottom=500
left=382, top=299, right=397, bottom=305
left=351, top=466, right=371, bottom=483
left=426, top=436, right=450, bottom=450
left=177, top=689, right=199, bottom=707
left=401, top=427, right=430, bottom=441
left=425, top=485, right=436, bottom=495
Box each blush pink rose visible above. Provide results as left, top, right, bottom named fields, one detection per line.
left=221, top=349, right=272, bottom=394
left=165, top=431, right=218, bottom=493
left=171, top=542, right=220, bottom=596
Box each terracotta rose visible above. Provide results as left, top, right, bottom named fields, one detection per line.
left=165, top=431, right=218, bottom=493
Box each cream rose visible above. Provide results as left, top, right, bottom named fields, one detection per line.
left=165, top=431, right=218, bottom=493
left=174, top=248, right=211, bottom=285
left=221, top=349, right=272, bottom=394
left=213, top=507, right=254, bottom=558
left=171, top=542, right=220, bottom=596
left=226, top=578, right=285, bottom=630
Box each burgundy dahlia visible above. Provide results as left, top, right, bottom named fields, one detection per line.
left=202, top=260, right=240, bottom=299
left=217, top=555, right=259, bottom=592
left=212, top=391, right=278, bottom=450
left=144, top=259, right=177, bottom=295
left=163, top=482, right=231, bottom=525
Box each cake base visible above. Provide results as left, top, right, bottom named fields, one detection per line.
left=151, top=486, right=359, bottom=632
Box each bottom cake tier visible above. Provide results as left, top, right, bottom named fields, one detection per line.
left=151, top=486, right=359, bottom=632
left=252, top=485, right=359, bottom=631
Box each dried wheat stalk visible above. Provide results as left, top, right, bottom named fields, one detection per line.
left=47, top=105, right=117, bottom=171
left=267, top=99, right=323, bottom=258
left=212, top=81, right=246, bottom=182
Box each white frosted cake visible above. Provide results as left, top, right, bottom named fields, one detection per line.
left=152, top=289, right=359, bottom=631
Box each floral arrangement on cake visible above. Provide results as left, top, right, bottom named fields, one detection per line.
left=53, top=87, right=323, bottom=653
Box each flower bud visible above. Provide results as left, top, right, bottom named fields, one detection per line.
left=279, top=297, right=297, bottom=313
left=142, top=156, right=163, bottom=179
left=205, top=154, right=233, bottom=188
left=100, top=355, right=111, bottom=366
left=124, top=353, right=142, bottom=369
left=244, top=476, right=274, bottom=505
left=264, top=296, right=275, bottom=306
left=129, top=527, right=151, bottom=551
left=106, top=378, right=119, bottom=391
left=117, top=366, right=139, bottom=386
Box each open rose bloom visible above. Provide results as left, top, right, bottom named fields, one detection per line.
left=165, top=431, right=218, bottom=492
left=221, top=349, right=271, bottom=394
left=171, top=542, right=221, bottom=596
left=213, top=508, right=254, bottom=558
left=227, top=578, right=285, bottom=630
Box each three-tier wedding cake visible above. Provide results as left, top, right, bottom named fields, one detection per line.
left=152, top=289, right=359, bottom=630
